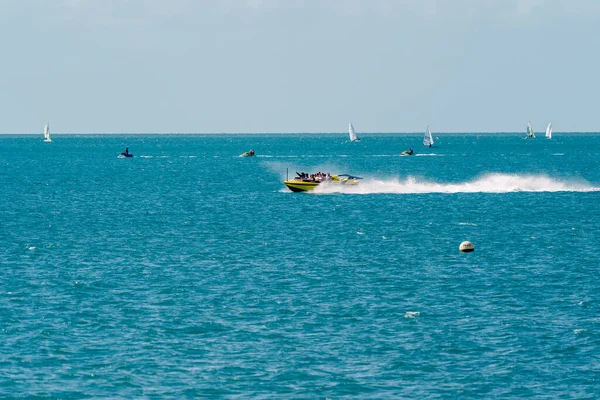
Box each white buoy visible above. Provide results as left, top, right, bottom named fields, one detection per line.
left=459, top=241, right=474, bottom=252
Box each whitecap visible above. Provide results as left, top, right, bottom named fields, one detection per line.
left=405, top=311, right=420, bottom=319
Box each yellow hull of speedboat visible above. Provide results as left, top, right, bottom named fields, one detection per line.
left=284, top=176, right=360, bottom=192
left=284, top=180, right=320, bottom=192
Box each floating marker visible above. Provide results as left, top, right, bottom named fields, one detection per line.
left=459, top=241, right=474, bottom=252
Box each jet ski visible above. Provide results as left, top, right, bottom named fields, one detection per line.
left=284, top=173, right=362, bottom=192
left=400, top=149, right=414, bottom=156
left=119, top=148, right=133, bottom=158
left=241, top=149, right=255, bottom=157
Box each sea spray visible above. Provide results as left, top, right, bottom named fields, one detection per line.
left=312, top=173, right=600, bottom=194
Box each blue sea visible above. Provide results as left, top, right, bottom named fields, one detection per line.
left=1, top=133, right=599, bottom=398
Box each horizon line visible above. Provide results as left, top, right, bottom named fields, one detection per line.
left=0, top=131, right=598, bottom=135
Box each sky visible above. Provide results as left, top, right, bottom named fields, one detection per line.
left=0, top=0, right=599, bottom=133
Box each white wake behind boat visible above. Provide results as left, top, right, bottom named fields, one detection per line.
left=43, top=122, right=51, bottom=142
left=423, top=125, right=434, bottom=147
left=349, top=123, right=360, bottom=142
left=545, top=123, right=552, bottom=139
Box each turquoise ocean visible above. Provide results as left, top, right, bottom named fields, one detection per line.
left=1, top=133, right=599, bottom=398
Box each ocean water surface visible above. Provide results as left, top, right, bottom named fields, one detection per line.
left=0, top=133, right=599, bottom=398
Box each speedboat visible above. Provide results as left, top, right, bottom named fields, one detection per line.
left=284, top=174, right=362, bottom=192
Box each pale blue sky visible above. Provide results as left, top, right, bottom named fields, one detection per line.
left=1, top=0, right=598, bottom=133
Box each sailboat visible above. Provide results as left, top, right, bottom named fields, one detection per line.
left=43, top=122, right=52, bottom=142
left=348, top=123, right=360, bottom=142
left=525, top=121, right=535, bottom=139
left=423, top=125, right=434, bottom=147
left=545, top=123, right=552, bottom=139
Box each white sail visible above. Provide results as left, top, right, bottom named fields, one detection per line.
left=43, top=122, right=51, bottom=142
left=545, top=123, right=552, bottom=139
left=349, top=123, right=360, bottom=142
left=526, top=121, right=535, bottom=138
left=423, top=125, right=434, bottom=147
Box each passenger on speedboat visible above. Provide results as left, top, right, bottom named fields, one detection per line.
left=295, top=171, right=331, bottom=182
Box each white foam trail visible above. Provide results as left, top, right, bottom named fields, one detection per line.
left=253, top=155, right=299, bottom=158
left=415, top=153, right=442, bottom=157
left=313, top=173, right=600, bottom=195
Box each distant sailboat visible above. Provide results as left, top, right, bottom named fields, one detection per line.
left=349, top=123, right=360, bottom=142
left=545, top=123, right=552, bottom=139
left=43, top=122, right=51, bottom=142
left=526, top=121, right=535, bottom=139
left=423, top=125, right=434, bottom=147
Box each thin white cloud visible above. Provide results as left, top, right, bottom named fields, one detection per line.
left=1, top=0, right=594, bottom=25
left=59, top=0, right=193, bottom=24
left=516, top=0, right=544, bottom=15
left=244, top=0, right=281, bottom=9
